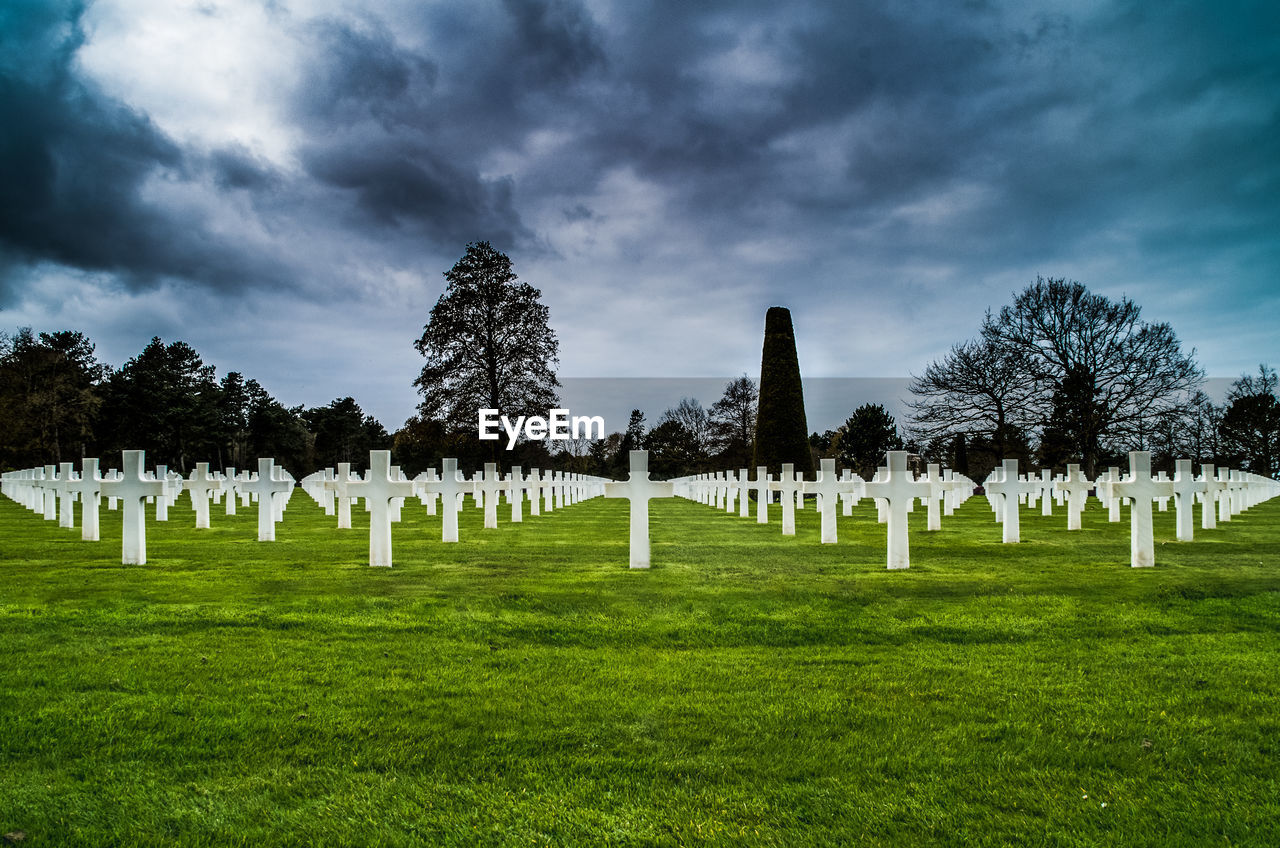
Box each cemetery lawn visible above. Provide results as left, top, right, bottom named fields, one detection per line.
left=2, top=496, right=1280, bottom=847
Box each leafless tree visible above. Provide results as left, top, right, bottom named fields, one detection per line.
left=982, top=277, right=1202, bottom=476
left=906, top=335, right=1038, bottom=461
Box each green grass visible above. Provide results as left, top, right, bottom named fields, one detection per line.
left=2, top=489, right=1279, bottom=846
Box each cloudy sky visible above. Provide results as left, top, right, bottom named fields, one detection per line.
left=2, top=0, right=1277, bottom=431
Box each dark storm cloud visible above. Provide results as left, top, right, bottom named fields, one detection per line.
left=2, top=0, right=1277, bottom=406
left=285, top=16, right=531, bottom=252
left=301, top=142, right=524, bottom=246
left=209, top=145, right=278, bottom=192
left=0, top=0, right=293, bottom=303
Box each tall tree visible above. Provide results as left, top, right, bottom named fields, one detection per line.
left=984, top=277, right=1202, bottom=476
left=907, top=336, right=1036, bottom=462
left=752, top=306, right=813, bottom=476
left=303, top=397, right=390, bottom=471
left=836, top=403, right=903, bottom=478
left=645, top=418, right=701, bottom=478
left=659, top=397, right=713, bottom=461
left=0, top=328, right=106, bottom=467
left=709, top=376, right=757, bottom=466
left=100, top=337, right=222, bottom=472
left=413, top=242, right=560, bottom=451
left=610, top=409, right=647, bottom=477
left=1219, top=364, right=1280, bottom=477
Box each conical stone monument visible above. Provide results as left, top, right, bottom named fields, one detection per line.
left=752, top=306, right=814, bottom=478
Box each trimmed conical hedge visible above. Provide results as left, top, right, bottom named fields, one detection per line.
left=752, top=306, right=814, bottom=477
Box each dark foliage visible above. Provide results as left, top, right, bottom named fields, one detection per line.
left=752, top=307, right=813, bottom=477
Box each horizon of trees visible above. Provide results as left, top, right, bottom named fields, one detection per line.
left=3, top=275, right=1275, bottom=482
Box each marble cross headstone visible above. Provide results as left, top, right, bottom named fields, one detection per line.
left=1199, top=464, right=1221, bottom=530
left=603, top=450, right=674, bottom=569
left=346, top=450, right=418, bottom=567
left=1110, top=450, right=1172, bottom=568
left=1055, top=464, right=1092, bottom=531
left=921, top=463, right=944, bottom=531
left=774, top=462, right=800, bottom=536
left=803, top=457, right=841, bottom=544
left=527, top=468, right=542, bottom=517
left=862, top=451, right=933, bottom=570
left=326, top=462, right=358, bottom=529
left=750, top=467, right=771, bottom=524
left=477, top=463, right=506, bottom=529
left=67, top=458, right=103, bottom=541
left=241, top=458, right=294, bottom=542
left=508, top=466, right=526, bottom=523
left=184, top=462, right=223, bottom=529
left=1170, top=459, right=1204, bottom=542
left=99, top=450, right=168, bottom=564
left=984, top=459, right=1030, bottom=543
left=429, top=458, right=473, bottom=542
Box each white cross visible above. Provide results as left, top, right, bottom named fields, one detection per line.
left=184, top=462, right=224, bottom=529
left=343, top=450, right=417, bottom=566
left=1230, top=470, right=1246, bottom=516
left=241, top=458, right=294, bottom=542
left=839, top=469, right=861, bottom=516
left=526, top=467, right=542, bottom=517
left=413, top=468, right=439, bottom=516
left=152, top=465, right=173, bottom=521
left=40, top=465, right=57, bottom=521
left=802, top=457, right=841, bottom=544
left=773, top=462, right=800, bottom=536
left=1110, top=450, right=1173, bottom=568
left=539, top=469, right=555, bottom=513
left=67, top=458, right=103, bottom=541
left=1099, top=466, right=1123, bottom=522
left=476, top=463, right=507, bottom=529
left=920, top=463, right=945, bottom=531
left=862, top=451, right=933, bottom=569
left=99, top=450, right=168, bottom=564
left=985, top=459, right=1036, bottom=543
left=49, top=462, right=77, bottom=529
left=426, top=458, right=473, bottom=542
left=319, top=468, right=337, bottom=515
left=723, top=470, right=739, bottom=514
left=749, top=466, right=771, bottom=524
left=335, top=462, right=361, bottom=528
left=508, top=466, right=526, bottom=523
left=1199, top=464, right=1221, bottom=529
left=1035, top=469, right=1054, bottom=517
left=604, top=450, right=674, bottom=569
left=222, top=467, right=240, bottom=515
left=1170, top=459, right=1204, bottom=542
left=736, top=467, right=751, bottom=518
left=1055, top=464, right=1092, bottom=531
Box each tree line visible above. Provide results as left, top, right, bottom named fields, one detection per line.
left=6, top=246, right=1274, bottom=484
left=0, top=330, right=390, bottom=476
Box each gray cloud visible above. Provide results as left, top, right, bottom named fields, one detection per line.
left=1, top=0, right=1276, bottom=427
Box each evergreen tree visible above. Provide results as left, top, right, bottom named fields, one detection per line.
left=413, top=242, right=560, bottom=457
left=752, top=307, right=813, bottom=477
left=836, top=403, right=903, bottom=478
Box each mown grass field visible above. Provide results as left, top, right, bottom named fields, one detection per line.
left=2, top=487, right=1278, bottom=846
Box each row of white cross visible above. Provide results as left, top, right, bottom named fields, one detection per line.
left=982, top=453, right=1277, bottom=567
left=1, top=453, right=296, bottom=563
left=672, top=451, right=1278, bottom=569
left=669, top=453, right=977, bottom=569
left=0, top=450, right=610, bottom=568
left=3, top=448, right=1276, bottom=571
